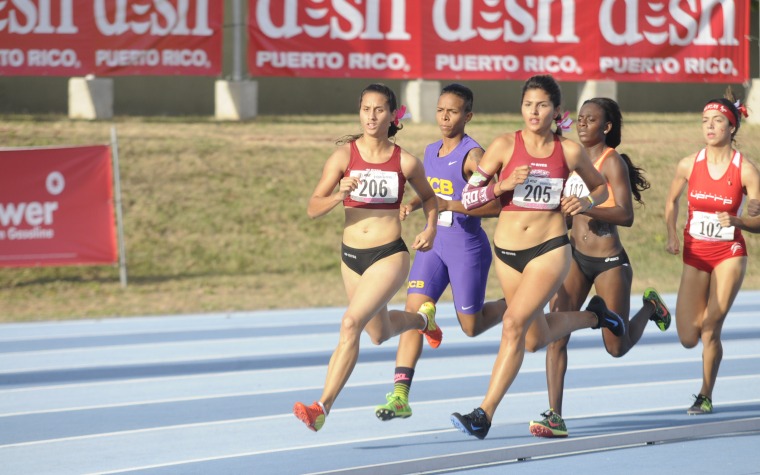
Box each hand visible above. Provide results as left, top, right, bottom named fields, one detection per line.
left=716, top=211, right=738, bottom=228
left=337, top=176, right=359, bottom=200
left=412, top=227, right=436, bottom=251
left=399, top=204, right=412, bottom=221
left=748, top=199, right=760, bottom=217
left=498, top=165, right=530, bottom=193
left=665, top=235, right=680, bottom=255
left=560, top=195, right=591, bottom=216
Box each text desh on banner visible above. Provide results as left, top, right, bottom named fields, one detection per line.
left=0, top=0, right=222, bottom=76
left=249, top=0, right=749, bottom=82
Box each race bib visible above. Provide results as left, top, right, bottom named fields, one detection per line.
left=349, top=170, right=399, bottom=204
left=689, top=211, right=735, bottom=241
left=437, top=194, right=453, bottom=227
left=513, top=177, right=564, bottom=210
left=563, top=174, right=588, bottom=198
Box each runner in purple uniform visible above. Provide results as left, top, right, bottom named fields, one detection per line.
left=374, top=84, right=505, bottom=421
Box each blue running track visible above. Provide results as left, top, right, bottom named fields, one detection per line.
left=1, top=292, right=759, bottom=474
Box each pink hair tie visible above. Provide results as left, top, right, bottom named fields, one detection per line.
left=556, top=111, right=573, bottom=131
left=393, top=105, right=409, bottom=126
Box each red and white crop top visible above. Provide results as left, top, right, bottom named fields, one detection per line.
left=343, top=141, right=406, bottom=210
left=499, top=131, right=569, bottom=212
left=685, top=148, right=744, bottom=242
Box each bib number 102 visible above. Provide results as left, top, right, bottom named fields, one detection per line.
left=697, top=221, right=726, bottom=239
left=689, top=211, right=734, bottom=241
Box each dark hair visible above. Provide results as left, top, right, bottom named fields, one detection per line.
left=441, top=83, right=474, bottom=113
left=337, top=83, right=402, bottom=145
left=521, top=75, right=564, bottom=135
left=582, top=97, right=649, bottom=204
left=704, top=87, right=742, bottom=140
left=583, top=97, right=623, bottom=148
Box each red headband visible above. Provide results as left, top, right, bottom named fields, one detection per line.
left=703, top=102, right=736, bottom=126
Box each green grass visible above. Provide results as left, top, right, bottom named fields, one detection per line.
left=1, top=113, right=759, bottom=322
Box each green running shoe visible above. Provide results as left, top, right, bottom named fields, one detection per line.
left=375, top=393, right=412, bottom=420
left=529, top=409, right=568, bottom=438
left=643, top=287, right=671, bottom=331
left=687, top=394, right=713, bottom=415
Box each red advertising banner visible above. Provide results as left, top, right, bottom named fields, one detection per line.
left=0, top=0, right=223, bottom=76
left=249, top=0, right=423, bottom=78
left=0, top=145, right=117, bottom=267
left=249, top=0, right=749, bottom=83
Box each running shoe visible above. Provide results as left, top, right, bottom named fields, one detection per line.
left=529, top=409, right=568, bottom=438
left=293, top=401, right=325, bottom=431
left=586, top=295, right=626, bottom=337
left=418, top=302, right=443, bottom=348
left=374, top=392, right=412, bottom=421
left=451, top=407, right=491, bottom=440
left=687, top=394, right=713, bottom=415
left=643, top=287, right=671, bottom=331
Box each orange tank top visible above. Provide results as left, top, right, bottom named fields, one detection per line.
left=563, top=147, right=616, bottom=208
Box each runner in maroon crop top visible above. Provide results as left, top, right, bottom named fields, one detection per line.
left=664, top=90, right=760, bottom=415
left=449, top=75, right=626, bottom=440
left=293, top=84, right=442, bottom=432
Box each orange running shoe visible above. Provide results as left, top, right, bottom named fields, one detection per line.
left=417, top=302, right=442, bottom=349
left=293, top=401, right=325, bottom=432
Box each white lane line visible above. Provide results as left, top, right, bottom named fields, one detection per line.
left=0, top=304, right=756, bottom=343
left=0, top=343, right=324, bottom=374
left=75, top=401, right=760, bottom=475
left=1, top=376, right=758, bottom=449
left=82, top=429, right=446, bottom=475
left=1, top=355, right=759, bottom=417
left=0, top=318, right=341, bottom=343
left=302, top=417, right=760, bottom=475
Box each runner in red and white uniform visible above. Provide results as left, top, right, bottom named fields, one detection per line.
left=664, top=91, right=760, bottom=415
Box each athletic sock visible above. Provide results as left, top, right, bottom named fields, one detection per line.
left=418, top=312, right=429, bottom=330
left=393, top=367, right=415, bottom=399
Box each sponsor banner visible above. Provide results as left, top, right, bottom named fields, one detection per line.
left=595, top=0, right=749, bottom=82
left=249, top=0, right=749, bottom=83
left=249, top=0, right=422, bottom=78
left=0, top=0, right=222, bottom=76
left=0, top=146, right=117, bottom=267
